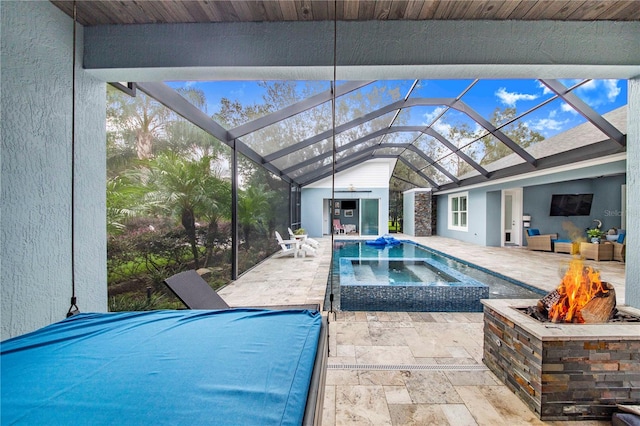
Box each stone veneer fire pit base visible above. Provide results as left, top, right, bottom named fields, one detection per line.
left=482, top=299, right=640, bottom=421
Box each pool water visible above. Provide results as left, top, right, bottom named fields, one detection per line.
left=325, top=240, right=544, bottom=311
left=351, top=260, right=456, bottom=284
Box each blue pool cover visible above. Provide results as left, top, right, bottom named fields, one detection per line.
left=1, top=309, right=321, bottom=425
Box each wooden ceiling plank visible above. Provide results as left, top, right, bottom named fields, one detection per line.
left=162, top=1, right=197, bottom=23
left=105, top=2, right=142, bottom=25
left=343, top=0, right=360, bottom=19
left=521, top=0, right=570, bottom=19
left=490, top=0, right=525, bottom=19
left=591, top=0, right=639, bottom=20
left=178, top=1, right=214, bottom=23
left=389, top=1, right=410, bottom=19
left=358, top=0, right=377, bottom=19
left=506, top=0, right=539, bottom=19
left=373, top=0, right=394, bottom=19
left=259, top=1, right=284, bottom=21
left=403, top=0, right=426, bottom=19
left=51, top=0, right=640, bottom=25
left=97, top=1, right=137, bottom=24
left=230, top=1, right=262, bottom=21
left=432, top=0, right=457, bottom=19
left=119, top=1, right=160, bottom=24
left=295, top=1, right=314, bottom=21
left=73, top=1, right=115, bottom=25
left=213, top=1, right=241, bottom=21
left=546, top=0, right=589, bottom=20
left=463, top=1, right=505, bottom=19
left=310, top=0, right=330, bottom=21
left=594, top=1, right=638, bottom=20
left=443, top=0, right=473, bottom=19
left=142, top=2, right=180, bottom=23
left=607, top=1, right=640, bottom=20
left=417, top=0, right=441, bottom=19
left=567, top=0, right=617, bottom=20
left=279, top=0, right=300, bottom=20
left=191, top=1, right=225, bottom=22
left=328, top=0, right=336, bottom=20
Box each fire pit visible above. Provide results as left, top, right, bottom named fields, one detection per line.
left=482, top=259, right=640, bottom=421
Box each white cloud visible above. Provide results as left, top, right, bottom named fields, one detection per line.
left=423, top=106, right=447, bottom=125
left=527, top=118, right=569, bottom=133
left=574, top=79, right=621, bottom=106
left=580, top=80, right=598, bottom=91
left=496, top=87, right=539, bottom=107
left=603, top=79, right=621, bottom=102
left=560, top=103, right=578, bottom=115
left=536, top=81, right=553, bottom=95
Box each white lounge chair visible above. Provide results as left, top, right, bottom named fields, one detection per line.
left=274, top=231, right=299, bottom=258
left=298, top=242, right=317, bottom=257
left=288, top=227, right=320, bottom=249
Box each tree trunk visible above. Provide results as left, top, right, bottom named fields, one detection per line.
left=136, top=131, right=154, bottom=160
left=181, top=208, right=199, bottom=269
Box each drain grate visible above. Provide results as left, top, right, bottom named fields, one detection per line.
left=327, top=363, right=488, bottom=372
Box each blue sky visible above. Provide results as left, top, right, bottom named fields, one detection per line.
left=166, top=79, right=627, bottom=140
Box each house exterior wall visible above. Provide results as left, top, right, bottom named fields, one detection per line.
left=301, top=160, right=393, bottom=238
left=485, top=191, right=502, bottom=247
left=1, top=1, right=107, bottom=340
left=301, top=187, right=389, bottom=238
left=436, top=157, right=627, bottom=246
left=522, top=175, right=626, bottom=242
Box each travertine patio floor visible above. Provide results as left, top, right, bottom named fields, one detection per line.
left=218, top=234, right=627, bottom=425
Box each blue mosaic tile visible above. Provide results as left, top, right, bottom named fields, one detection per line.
left=339, top=257, right=489, bottom=312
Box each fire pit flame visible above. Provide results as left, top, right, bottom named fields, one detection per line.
left=537, top=258, right=615, bottom=323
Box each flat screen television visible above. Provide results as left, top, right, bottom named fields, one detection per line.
left=549, top=193, right=593, bottom=216
left=341, top=200, right=357, bottom=209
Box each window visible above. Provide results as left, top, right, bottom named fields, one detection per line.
left=449, top=192, right=468, bottom=231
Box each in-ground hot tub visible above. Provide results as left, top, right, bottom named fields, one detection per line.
left=339, top=257, right=489, bottom=312
left=482, top=299, right=640, bottom=421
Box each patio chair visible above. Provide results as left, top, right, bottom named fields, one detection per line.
left=525, top=228, right=558, bottom=252
left=333, top=219, right=345, bottom=234
left=612, top=231, right=626, bottom=262
left=164, top=270, right=230, bottom=310
left=164, top=269, right=322, bottom=311
left=275, top=231, right=300, bottom=258
left=288, top=227, right=320, bottom=249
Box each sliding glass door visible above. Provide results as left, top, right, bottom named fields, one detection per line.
left=360, top=199, right=379, bottom=236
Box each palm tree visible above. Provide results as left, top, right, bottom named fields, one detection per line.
left=106, top=176, right=146, bottom=235
left=144, top=153, right=220, bottom=268
left=237, top=184, right=272, bottom=249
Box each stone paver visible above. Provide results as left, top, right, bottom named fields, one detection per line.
left=218, top=234, right=622, bottom=425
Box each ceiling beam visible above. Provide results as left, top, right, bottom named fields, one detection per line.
left=136, top=82, right=296, bottom=184
left=228, top=81, right=374, bottom=138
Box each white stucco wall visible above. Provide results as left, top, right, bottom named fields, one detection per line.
left=1, top=1, right=107, bottom=339
left=301, top=160, right=393, bottom=237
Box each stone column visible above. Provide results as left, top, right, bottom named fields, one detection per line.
left=414, top=191, right=437, bottom=236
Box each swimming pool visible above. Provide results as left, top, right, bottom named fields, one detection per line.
left=326, top=240, right=544, bottom=312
